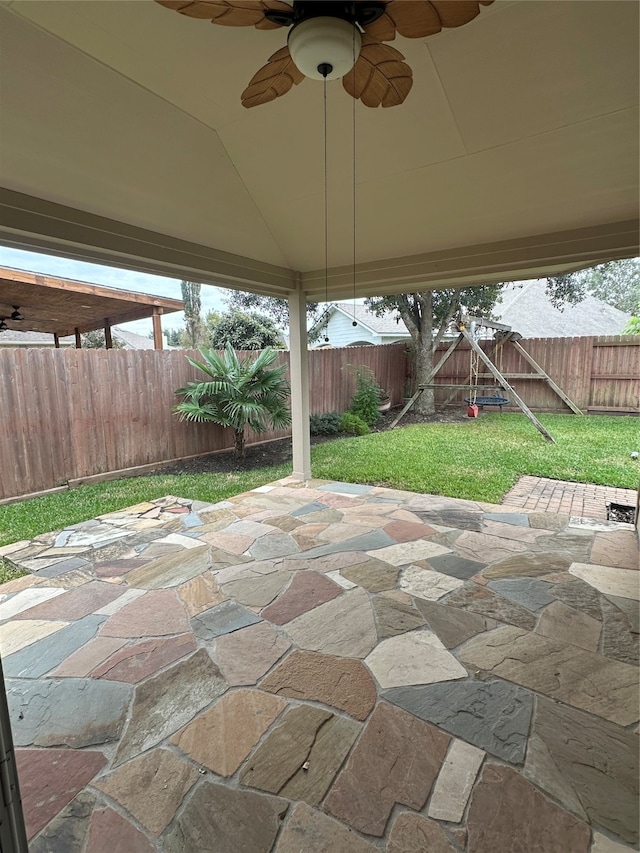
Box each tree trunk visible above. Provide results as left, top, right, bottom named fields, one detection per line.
left=234, top=429, right=246, bottom=458
left=413, top=291, right=435, bottom=416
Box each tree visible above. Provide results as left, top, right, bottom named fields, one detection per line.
left=81, top=330, right=124, bottom=349
left=164, top=328, right=182, bottom=347
left=174, top=344, right=291, bottom=458
left=623, top=303, right=640, bottom=335
left=206, top=310, right=283, bottom=350
left=366, top=285, right=503, bottom=415
left=546, top=258, right=639, bottom=312
left=225, top=290, right=320, bottom=329
left=181, top=281, right=206, bottom=348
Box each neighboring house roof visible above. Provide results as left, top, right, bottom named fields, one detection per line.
left=492, top=281, right=631, bottom=337
left=312, top=285, right=631, bottom=343
left=0, top=329, right=74, bottom=347
left=311, top=303, right=410, bottom=339
left=0, top=327, right=176, bottom=348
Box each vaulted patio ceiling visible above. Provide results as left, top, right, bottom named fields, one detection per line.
left=0, top=0, right=638, bottom=301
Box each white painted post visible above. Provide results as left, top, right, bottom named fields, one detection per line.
left=288, top=284, right=311, bottom=481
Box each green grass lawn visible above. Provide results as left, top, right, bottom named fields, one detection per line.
left=0, top=414, right=637, bottom=582
left=0, top=465, right=290, bottom=581
left=312, top=413, right=639, bottom=503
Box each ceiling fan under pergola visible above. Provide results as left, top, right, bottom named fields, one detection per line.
left=155, top=0, right=493, bottom=108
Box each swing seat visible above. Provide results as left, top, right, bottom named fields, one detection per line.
left=464, top=394, right=510, bottom=411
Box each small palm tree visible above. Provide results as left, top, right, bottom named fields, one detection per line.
left=174, top=344, right=291, bottom=458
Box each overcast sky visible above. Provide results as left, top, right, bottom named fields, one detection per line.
left=0, top=246, right=230, bottom=337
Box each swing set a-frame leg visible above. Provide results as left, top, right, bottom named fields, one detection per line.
left=390, top=334, right=464, bottom=429
left=459, top=328, right=556, bottom=443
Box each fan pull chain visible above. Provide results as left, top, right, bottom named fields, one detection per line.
left=351, top=28, right=357, bottom=328
left=323, top=74, right=330, bottom=343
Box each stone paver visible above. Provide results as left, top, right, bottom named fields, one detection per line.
left=172, top=689, right=286, bottom=776
left=388, top=813, right=458, bottom=853
left=94, top=748, right=199, bottom=835
left=214, top=620, right=291, bottom=685
left=240, top=704, right=361, bottom=805
left=0, top=619, right=68, bottom=657
left=16, top=748, right=106, bottom=840
left=365, top=630, right=467, bottom=688
left=399, top=565, right=464, bottom=600
left=90, top=633, right=196, bottom=682
left=283, top=586, right=377, bottom=658
left=8, top=677, right=131, bottom=747
left=164, top=782, right=288, bottom=853
left=124, top=545, right=210, bottom=589
left=468, top=765, right=591, bottom=852
left=261, top=650, right=377, bottom=720
left=3, top=485, right=636, bottom=851
left=535, top=598, right=602, bottom=651
left=275, top=802, right=378, bottom=852
left=590, top=530, right=639, bottom=570
left=529, top=697, right=639, bottom=844
left=372, top=594, right=426, bottom=639
left=28, top=791, right=95, bottom=853
left=0, top=586, right=65, bottom=621
left=459, top=625, right=639, bottom=726
left=85, top=807, right=154, bottom=853
left=569, top=562, right=639, bottom=601
left=260, top=570, right=342, bottom=623
left=115, top=649, right=227, bottom=765
left=4, top=615, right=106, bottom=678
left=99, top=589, right=188, bottom=637
left=428, top=739, right=485, bottom=822
left=383, top=679, right=533, bottom=764
left=190, top=599, right=261, bottom=640
left=325, top=701, right=450, bottom=836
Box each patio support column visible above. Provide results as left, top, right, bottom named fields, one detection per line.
left=53, top=333, right=60, bottom=348
left=288, top=284, right=311, bottom=481
left=152, top=307, right=163, bottom=350
left=104, top=320, right=112, bottom=349
left=74, top=327, right=81, bottom=348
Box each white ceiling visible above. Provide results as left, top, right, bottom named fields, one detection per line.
left=0, top=0, right=638, bottom=300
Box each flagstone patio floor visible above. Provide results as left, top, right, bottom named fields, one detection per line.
left=0, top=478, right=638, bottom=852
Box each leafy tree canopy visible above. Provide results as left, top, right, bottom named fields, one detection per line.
left=623, top=302, right=640, bottom=335
left=81, top=330, right=124, bottom=349
left=225, top=290, right=320, bottom=329
left=206, top=310, right=283, bottom=350
left=163, top=328, right=182, bottom=347
left=181, top=281, right=207, bottom=348
left=546, top=258, right=639, bottom=313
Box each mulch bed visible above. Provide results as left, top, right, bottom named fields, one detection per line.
left=159, top=408, right=470, bottom=476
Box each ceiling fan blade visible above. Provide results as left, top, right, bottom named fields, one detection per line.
left=364, top=0, right=493, bottom=41
left=154, top=1, right=291, bottom=29
left=241, top=46, right=305, bottom=108
left=343, top=37, right=412, bottom=108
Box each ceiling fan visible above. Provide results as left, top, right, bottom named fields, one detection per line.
left=155, top=0, right=493, bottom=108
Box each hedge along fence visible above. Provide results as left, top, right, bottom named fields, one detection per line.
left=0, top=343, right=408, bottom=501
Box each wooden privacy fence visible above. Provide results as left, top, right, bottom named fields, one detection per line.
left=0, top=344, right=407, bottom=501
left=0, top=337, right=636, bottom=501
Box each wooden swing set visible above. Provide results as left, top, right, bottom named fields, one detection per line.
left=391, top=315, right=583, bottom=443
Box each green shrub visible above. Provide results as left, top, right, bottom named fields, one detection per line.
left=340, top=412, right=370, bottom=436
left=346, top=365, right=383, bottom=427
left=309, top=411, right=343, bottom=436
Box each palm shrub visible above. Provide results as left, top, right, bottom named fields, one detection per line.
left=174, top=344, right=291, bottom=458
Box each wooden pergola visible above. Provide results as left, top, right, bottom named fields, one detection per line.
left=0, top=267, right=183, bottom=349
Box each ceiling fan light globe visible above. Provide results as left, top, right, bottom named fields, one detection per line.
left=288, top=17, right=361, bottom=81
